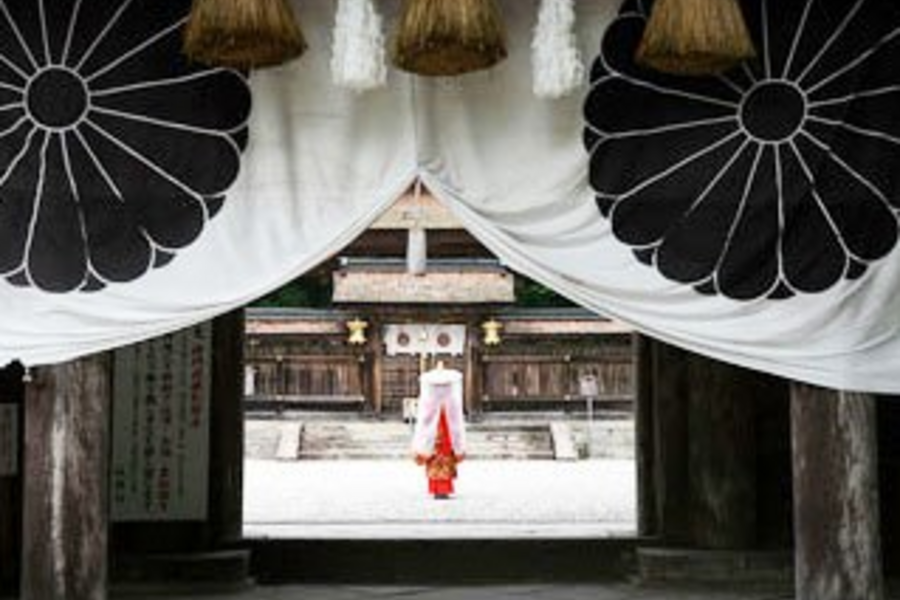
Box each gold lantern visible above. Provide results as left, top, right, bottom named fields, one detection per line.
left=346, top=317, right=369, bottom=345
left=481, top=318, right=502, bottom=346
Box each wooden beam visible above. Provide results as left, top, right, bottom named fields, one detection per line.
left=791, top=384, right=883, bottom=600
left=22, top=355, right=110, bottom=600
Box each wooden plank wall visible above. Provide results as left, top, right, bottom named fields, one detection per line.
left=480, top=336, right=635, bottom=405
left=246, top=332, right=635, bottom=410
left=247, top=336, right=364, bottom=401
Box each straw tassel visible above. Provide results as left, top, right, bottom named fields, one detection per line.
left=331, top=0, right=388, bottom=91
left=635, top=0, right=756, bottom=76
left=392, top=0, right=508, bottom=77
left=532, top=0, right=584, bottom=99
left=183, top=0, right=307, bottom=70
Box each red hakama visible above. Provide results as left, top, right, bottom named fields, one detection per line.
left=423, top=408, right=458, bottom=497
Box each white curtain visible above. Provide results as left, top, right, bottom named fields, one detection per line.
left=2, top=0, right=899, bottom=394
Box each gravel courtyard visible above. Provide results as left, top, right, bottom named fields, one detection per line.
left=243, top=458, right=637, bottom=539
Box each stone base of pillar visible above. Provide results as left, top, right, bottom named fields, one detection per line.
left=110, top=549, right=252, bottom=594
left=636, top=547, right=793, bottom=587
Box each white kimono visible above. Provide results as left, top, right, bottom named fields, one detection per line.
left=411, top=366, right=466, bottom=457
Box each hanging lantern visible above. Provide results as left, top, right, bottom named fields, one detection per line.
left=531, top=0, right=584, bottom=99
left=183, top=0, right=308, bottom=70
left=346, top=318, right=369, bottom=345
left=635, top=0, right=756, bottom=76
left=481, top=318, right=502, bottom=346
left=392, top=0, right=508, bottom=77
left=331, top=0, right=388, bottom=91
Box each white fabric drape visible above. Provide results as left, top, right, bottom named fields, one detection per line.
left=0, top=0, right=415, bottom=366
left=1, top=0, right=899, bottom=393
left=415, top=0, right=900, bottom=393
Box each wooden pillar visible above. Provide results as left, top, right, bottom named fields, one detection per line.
left=634, top=335, right=657, bottom=537
left=22, top=355, right=110, bottom=600
left=0, top=363, right=24, bottom=594
left=686, top=354, right=756, bottom=549
left=650, top=341, right=690, bottom=544
left=369, top=319, right=384, bottom=414
left=208, top=310, right=245, bottom=546
left=464, top=323, right=480, bottom=415
left=791, top=384, right=883, bottom=600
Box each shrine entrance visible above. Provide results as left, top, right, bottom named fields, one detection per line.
left=240, top=189, right=639, bottom=542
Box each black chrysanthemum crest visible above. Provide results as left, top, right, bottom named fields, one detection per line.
left=584, top=0, right=900, bottom=300
left=0, top=0, right=251, bottom=293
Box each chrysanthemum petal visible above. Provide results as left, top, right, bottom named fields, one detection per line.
left=0, top=2, right=42, bottom=74
left=65, top=130, right=153, bottom=282
left=821, top=88, right=900, bottom=139
left=585, top=77, right=735, bottom=136
left=77, top=121, right=205, bottom=249
left=28, top=135, right=88, bottom=292
left=41, top=0, right=80, bottom=64
left=807, top=34, right=900, bottom=104
left=795, top=132, right=897, bottom=261
left=717, top=146, right=781, bottom=300
left=611, top=133, right=745, bottom=247
left=0, top=116, right=30, bottom=170
left=778, top=145, right=846, bottom=293
left=806, top=118, right=900, bottom=211
left=589, top=121, right=740, bottom=198
left=0, top=85, right=21, bottom=108
left=76, top=0, right=187, bottom=83
left=0, top=127, right=40, bottom=275
left=92, top=70, right=251, bottom=132
left=63, top=0, right=132, bottom=70
left=799, top=1, right=898, bottom=94
left=657, top=143, right=759, bottom=284
left=87, top=110, right=241, bottom=197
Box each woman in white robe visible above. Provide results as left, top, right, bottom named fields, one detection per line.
left=411, top=362, right=466, bottom=499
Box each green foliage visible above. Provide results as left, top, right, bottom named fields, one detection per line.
left=515, top=277, right=575, bottom=307
left=252, top=275, right=333, bottom=308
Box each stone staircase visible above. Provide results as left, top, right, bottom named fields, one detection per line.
left=295, top=420, right=555, bottom=460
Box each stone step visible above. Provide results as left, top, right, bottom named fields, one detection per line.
left=298, top=450, right=555, bottom=461
left=297, top=421, right=554, bottom=460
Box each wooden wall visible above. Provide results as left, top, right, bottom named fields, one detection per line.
left=480, top=335, right=635, bottom=409
left=245, top=329, right=635, bottom=414
left=246, top=335, right=365, bottom=404
left=637, top=338, right=793, bottom=549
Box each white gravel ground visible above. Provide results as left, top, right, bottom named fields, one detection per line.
left=243, top=458, right=636, bottom=539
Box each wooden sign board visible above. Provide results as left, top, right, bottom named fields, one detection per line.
left=111, top=323, right=212, bottom=521
left=0, top=405, right=17, bottom=476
